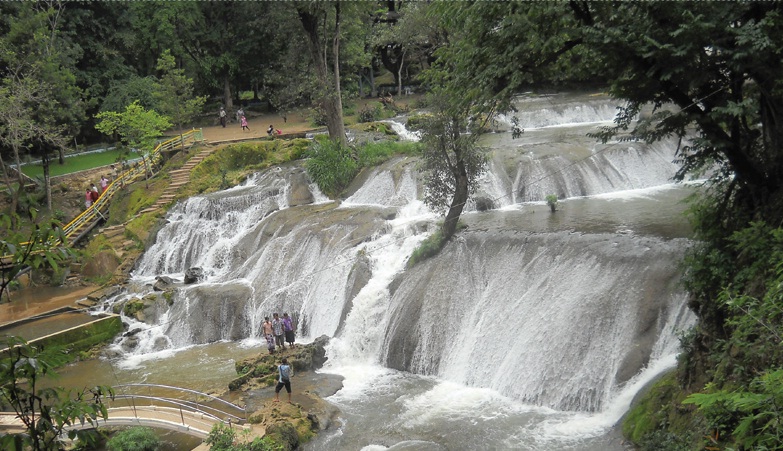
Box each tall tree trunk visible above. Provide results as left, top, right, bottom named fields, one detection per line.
left=41, top=147, right=52, bottom=211
left=397, top=49, right=406, bottom=97
left=442, top=158, right=468, bottom=240
left=297, top=4, right=346, bottom=146
left=223, top=76, right=234, bottom=115
left=331, top=2, right=345, bottom=141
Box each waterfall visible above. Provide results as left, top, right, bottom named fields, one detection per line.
left=380, top=230, right=691, bottom=412
left=107, top=92, right=696, bottom=447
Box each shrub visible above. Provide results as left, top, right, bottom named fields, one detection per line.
left=305, top=138, right=358, bottom=197
left=407, top=230, right=446, bottom=268
left=358, top=105, right=382, bottom=123
left=545, top=194, right=558, bottom=212
left=308, top=108, right=327, bottom=126
left=106, top=427, right=160, bottom=451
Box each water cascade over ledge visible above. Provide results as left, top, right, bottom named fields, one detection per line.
left=104, top=92, right=696, bottom=449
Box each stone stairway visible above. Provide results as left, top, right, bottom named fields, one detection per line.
left=68, top=145, right=214, bottom=294
left=139, top=146, right=214, bottom=214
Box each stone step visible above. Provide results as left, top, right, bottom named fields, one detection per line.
left=139, top=207, right=158, bottom=214
left=101, top=227, right=125, bottom=239
left=76, top=298, right=97, bottom=308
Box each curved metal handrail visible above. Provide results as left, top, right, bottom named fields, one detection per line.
left=112, top=383, right=246, bottom=422
left=109, top=395, right=242, bottom=424
left=112, top=384, right=247, bottom=420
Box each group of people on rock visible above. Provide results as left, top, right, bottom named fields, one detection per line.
left=84, top=174, right=112, bottom=208
left=261, top=312, right=296, bottom=354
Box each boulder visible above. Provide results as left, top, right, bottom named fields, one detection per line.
left=153, top=275, right=177, bottom=291
left=184, top=267, right=204, bottom=284
left=474, top=196, right=495, bottom=212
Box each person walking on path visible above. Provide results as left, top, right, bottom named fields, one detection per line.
left=283, top=313, right=295, bottom=349
left=272, top=313, right=285, bottom=350
left=240, top=115, right=249, bottom=131
left=90, top=184, right=100, bottom=203
left=267, top=124, right=274, bottom=136
left=100, top=175, right=109, bottom=193
left=219, top=107, right=227, bottom=128
left=274, top=358, right=293, bottom=403
left=85, top=188, right=93, bottom=208
left=262, top=317, right=276, bottom=354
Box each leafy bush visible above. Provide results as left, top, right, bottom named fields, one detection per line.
left=106, top=427, right=160, bottom=451
left=358, top=105, right=382, bottom=123
left=406, top=230, right=446, bottom=268
left=308, top=108, right=327, bottom=126
left=305, top=138, right=358, bottom=197
left=684, top=370, right=783, bottom=450
left=207, top=423, right=283, bottom=451
left=545, top=194, right=558, bottom=212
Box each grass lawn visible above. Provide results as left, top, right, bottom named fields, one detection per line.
left=20, top=149, right=137, bottom=178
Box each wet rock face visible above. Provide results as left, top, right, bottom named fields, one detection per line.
left=183, top=267, right=204, bottom=284
left=153, top=275, right=177, bottom=291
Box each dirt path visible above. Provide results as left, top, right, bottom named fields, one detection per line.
left=200, top=109, right=319, bottom=143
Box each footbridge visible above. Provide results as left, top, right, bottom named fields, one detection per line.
left=0, top=383, right=248, bottom=440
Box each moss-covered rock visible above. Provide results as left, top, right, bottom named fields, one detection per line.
left=264, top=421, right=299, bottom=451
left=229, top=335, right=330, bottom=392
left=29, top=315, right=123, bottom=363
left=623, top=370, right=703, bottom=449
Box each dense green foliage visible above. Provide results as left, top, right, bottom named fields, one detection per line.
left=206, top=423, right=283, bottom=451
left=406, top=229, right=446, bottom=269
left=305, top=138, right=358, bottom=198
left=94, top=102, right=172, bottom=153
left=306, top=137, right=421, bottom=198
left=189, top=140, right=309, bottom=194
left=106, top=426, right=160, bottom=451
left=0, top=337, right=114, bottom=451
left=0, top=210, right=74, bottom=302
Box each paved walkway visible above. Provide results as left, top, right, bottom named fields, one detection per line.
left=0, top=406, right=257, bottom=440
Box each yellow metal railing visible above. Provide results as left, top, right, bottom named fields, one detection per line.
left=1, top=129, right=203, bottom=267
left=61, top=129, right=203, bottom=241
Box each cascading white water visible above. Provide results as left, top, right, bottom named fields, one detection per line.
left=106, top=92, right=697, bottom=450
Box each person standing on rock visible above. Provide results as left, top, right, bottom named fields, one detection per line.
left=283, top=313, right=295, bottom=349
left=274, top=358, right=293, bottom=403
left=272, top=313, right=285, bottom=350
left=262, top=317, right=276, bottom=354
